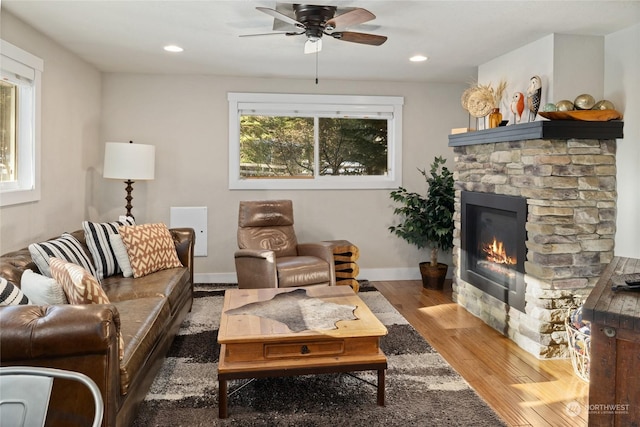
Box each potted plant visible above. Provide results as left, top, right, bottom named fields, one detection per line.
left=389, top=156, right=455, bottom=289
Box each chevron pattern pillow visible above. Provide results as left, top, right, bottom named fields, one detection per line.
left=118, top=223, right=182, bottom=278
left=50, top=257, right=110, bottom=305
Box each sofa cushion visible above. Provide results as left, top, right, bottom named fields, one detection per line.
left=109, top=234, right=133, bottom=278
left=102, top=267, right=190, bottom=314
left=119, top=223, right=182, bottom=278
left=113, top=296, right=171, bottom=395
left=82, top=218, right=135, bottom=280
left=21, top=269, right=68, bottom=305
left=28, top=233, right=98, bottom=280
left=0, top=277, right=31, bottom=305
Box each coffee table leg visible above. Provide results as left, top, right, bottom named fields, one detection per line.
left=377, top=369, right=385, bottom=406
left=219, top=379, right=228, bottom=418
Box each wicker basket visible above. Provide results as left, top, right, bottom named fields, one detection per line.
left=565, top=312, right=591, bottom=382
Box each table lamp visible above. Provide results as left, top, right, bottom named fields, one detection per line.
left=103, top=141, right=155, bottom=219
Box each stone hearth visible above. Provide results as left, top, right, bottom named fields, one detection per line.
left=448, top=122, right=622, bottom=358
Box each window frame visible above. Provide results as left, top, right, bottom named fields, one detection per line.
left=228, top=92, right=403, bottom=190
left=0, top=40, right=43, bottom=207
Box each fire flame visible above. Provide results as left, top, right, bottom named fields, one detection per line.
left=482, top=237, right=516, bottom=265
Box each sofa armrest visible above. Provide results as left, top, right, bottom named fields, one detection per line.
left=298, top=242, right=336, bottom=286
left=0, top=304, right=121, bottom=360
left=234, top=249, right=278, bottom=288
left=171, top=227, right=195, bottom=285
left=0, top=304, right=122, bottom=426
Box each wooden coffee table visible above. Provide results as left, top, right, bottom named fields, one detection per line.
left=217, top=285, right=388, bottom=418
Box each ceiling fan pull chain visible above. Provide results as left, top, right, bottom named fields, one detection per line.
left=315, top=50, right=319, bottom=84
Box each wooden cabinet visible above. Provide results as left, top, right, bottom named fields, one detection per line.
left=583, top=257, right=640, bottom=426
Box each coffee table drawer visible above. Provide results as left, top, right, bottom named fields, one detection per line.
left=265, top=340, right=344, bottom=359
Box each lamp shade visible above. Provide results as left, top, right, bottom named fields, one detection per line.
left=103, top=142, right=155, bottom=180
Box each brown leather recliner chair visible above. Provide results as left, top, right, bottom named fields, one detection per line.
left=234, top=200, right=336, bottom=289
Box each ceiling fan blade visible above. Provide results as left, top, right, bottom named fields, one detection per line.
left=240, top=31, right=304, bottom=38
left=256, top=7, right=304, bottom=28
left=240, top=32, right=293, bottom=38
left=327, top=8, right=375, bottom=29
left=330, top=31, right=387, bottom=46
left=304, top=39, right=322, bottom=54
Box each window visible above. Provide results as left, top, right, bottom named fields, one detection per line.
left=228, top=93, right=403, bottom=190
left=1, top=40, right=43, bottom=207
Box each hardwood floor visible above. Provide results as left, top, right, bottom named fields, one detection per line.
left=373, top=280, right=589, bottom=427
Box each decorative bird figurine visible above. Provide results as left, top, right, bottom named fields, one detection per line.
left=510, top=92, right=525, bottom=124
left=526, top=75, right=542, bottom=122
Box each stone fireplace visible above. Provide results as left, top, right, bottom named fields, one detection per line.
left=448, top=121, right=623, bottom=358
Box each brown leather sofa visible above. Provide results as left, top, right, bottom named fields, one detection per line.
left=0, top=227, right=195, bottom=427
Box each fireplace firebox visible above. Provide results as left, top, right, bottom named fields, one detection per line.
left=461, top=191, right=527, bottom=312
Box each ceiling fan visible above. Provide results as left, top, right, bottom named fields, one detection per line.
left=242, top=3, right=387, bottom=54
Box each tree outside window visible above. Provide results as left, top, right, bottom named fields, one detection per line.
left=0, top=80, right=17, bottom=182
left=239, top=116, right=388, bottom=179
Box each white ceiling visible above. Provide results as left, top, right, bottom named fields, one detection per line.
left=3, top=1, right=640, bottom=83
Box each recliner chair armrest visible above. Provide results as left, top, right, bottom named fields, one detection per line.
left=234, top=249, right=278, bottom=288
left=235, top=248, right=275, bottom=261
left=297, top=242, right=336, bottom=286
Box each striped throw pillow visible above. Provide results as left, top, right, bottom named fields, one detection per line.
left=0, top=277, right=31, bottom=306
left=29, top=233, right=99, bottom=280
left=83, top=218, right=135, bottom=280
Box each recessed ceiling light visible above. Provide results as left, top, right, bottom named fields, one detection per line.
left=410, top=55, right=428, bottom=62
left=164, top=45, right=184, bottom=53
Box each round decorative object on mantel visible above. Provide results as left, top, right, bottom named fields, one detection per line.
left=556, top=100, right=575, bottom=111
left=593, top=100, right=615, bottom=110
left=574, top=94, right=596, bottom=110
left=466, top=88, right=494, bottom=118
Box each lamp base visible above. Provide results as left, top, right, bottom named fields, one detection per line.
left=124, top=180, right=135, bottom=220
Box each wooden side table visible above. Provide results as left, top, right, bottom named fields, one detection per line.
left=324, top=240, right=360, bottom=292
left=583, top=256, right=640, bottom=426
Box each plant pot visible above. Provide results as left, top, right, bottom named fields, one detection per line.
left=419, top=262, right=448, bottom=290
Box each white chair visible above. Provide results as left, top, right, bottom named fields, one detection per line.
left=0, top=366, right=103, bottom=427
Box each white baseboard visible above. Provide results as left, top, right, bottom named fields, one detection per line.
left=194, top=272, right=238, bottom=284
left=193, top=267, right=451, bottom=284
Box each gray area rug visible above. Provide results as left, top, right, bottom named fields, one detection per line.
left=132, top=284, right=506, bottom=426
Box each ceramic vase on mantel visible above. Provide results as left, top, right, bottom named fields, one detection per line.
left=488, top=108, right=502, bottom=128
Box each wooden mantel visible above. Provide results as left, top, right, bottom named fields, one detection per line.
left=448, top=120, right=624, bottom=147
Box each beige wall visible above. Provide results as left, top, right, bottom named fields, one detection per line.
left=607, top=23, right=640, bottom=258
left=98, top=74, right=467, bottom=281
left=0, top=11, right=102, bottom=253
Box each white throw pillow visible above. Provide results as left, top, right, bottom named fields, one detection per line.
left=109, top=234, right=133, bottom=278
left=21, top=269, right=69, bottom=305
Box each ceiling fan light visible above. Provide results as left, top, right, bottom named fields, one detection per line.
left=410, top=55, right=428, bottom=62
left=304, top=38, right=322, bottom=54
